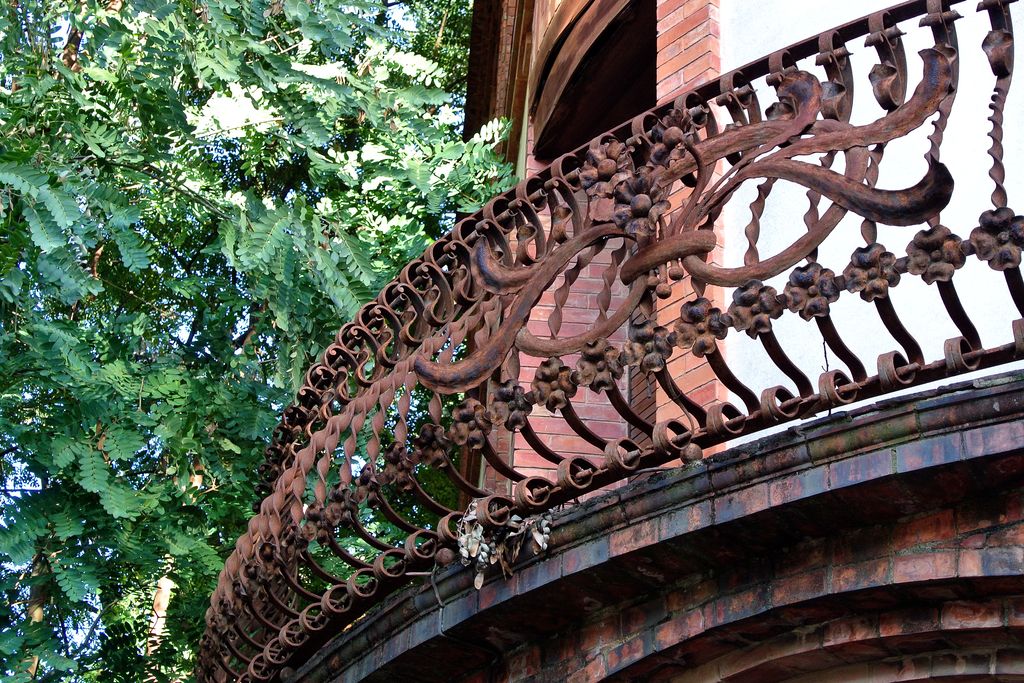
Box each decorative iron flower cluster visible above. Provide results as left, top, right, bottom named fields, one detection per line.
left=355, top=463, right=381, bottom=505
left=843, top=243, right=901, bottom=301
left=299, top=503, right=327, bottom=546
left=650, top=125, right=688, bottom=167
left=971, top=207, right=1024, bottom=270
left=574, top=339, right=627, bottom=392
left=612, top=165, right=670, bottom=237
left=414, top=423, right=452, bottom=467
left=380, top=442, right=415, bottom=492
left=675, top=297, right=731, bottom=356
left=625, top=319, right=677, bottom=372
left=450, top=399, right=494, bottom=450
left=905, top=225, right=966, bottom=283
left=728, top=280, right=786, bottom=337
left=531, top=357, right=578, bottom=411
left=491, top=379, right=533, bottom=431
left=784, top=263, right=842, bottom=319
left=578, top=138, right=629, bottom=195
left=325, top=485, right=358, bottom=528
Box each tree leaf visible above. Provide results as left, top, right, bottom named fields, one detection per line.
left=23, top=202, right=65, bottom=252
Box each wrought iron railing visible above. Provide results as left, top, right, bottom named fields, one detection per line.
left=199, top=0, right=1022, bottom=679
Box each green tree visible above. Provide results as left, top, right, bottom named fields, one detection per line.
left=0, top=0, right=513, bottom=680
left=396, top=0, right=475, bottom=103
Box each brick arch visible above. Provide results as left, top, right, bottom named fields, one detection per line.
left=597, top=584, right=1024, bottom=681
left=645, top=603, right=1024, bottom=681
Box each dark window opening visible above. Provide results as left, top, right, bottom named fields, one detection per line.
left=532, top=0, right=656, bottom=162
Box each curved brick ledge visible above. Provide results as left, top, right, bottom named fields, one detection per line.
left=289, top=371, right=1024, bottom=682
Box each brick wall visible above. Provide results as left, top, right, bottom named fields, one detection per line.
left=492, top=121, right=633, bottom=487
left=656, top=0, right=720, bottom=102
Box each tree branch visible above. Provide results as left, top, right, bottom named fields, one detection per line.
left=107, top=161, right=232, bottom=222
left=232, top=304, right=264, bottom=350
left=61, top=28, right=84, bottom=72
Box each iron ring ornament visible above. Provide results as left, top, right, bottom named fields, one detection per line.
left=198, top=1, right=1024, bottom=680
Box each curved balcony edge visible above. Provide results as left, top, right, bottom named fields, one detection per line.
left=289, top=369, right=1024, bottom=683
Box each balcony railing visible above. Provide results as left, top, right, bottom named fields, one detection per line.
left=198, top=0, right=1022, bottom=679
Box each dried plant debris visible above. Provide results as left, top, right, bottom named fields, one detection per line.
left=457, top=500, right=554, bottom=589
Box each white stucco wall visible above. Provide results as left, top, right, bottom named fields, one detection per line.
left=715, top=1, right=1024, bottom=414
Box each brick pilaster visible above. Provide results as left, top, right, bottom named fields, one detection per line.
left=656, top=0, right=721, bottom=102
left=652, top=0, right=727, bottom=447
left=487, top=0, right=728, bottom=492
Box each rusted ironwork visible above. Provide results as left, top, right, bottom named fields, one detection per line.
left=198, top=0, right=1022, bottom=679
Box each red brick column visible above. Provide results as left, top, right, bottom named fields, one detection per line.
left=488, top=0, right=729, bottom=491
left=656, top=0, right=721, bottom=102
left=650, top=0, right=728, bottom=448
